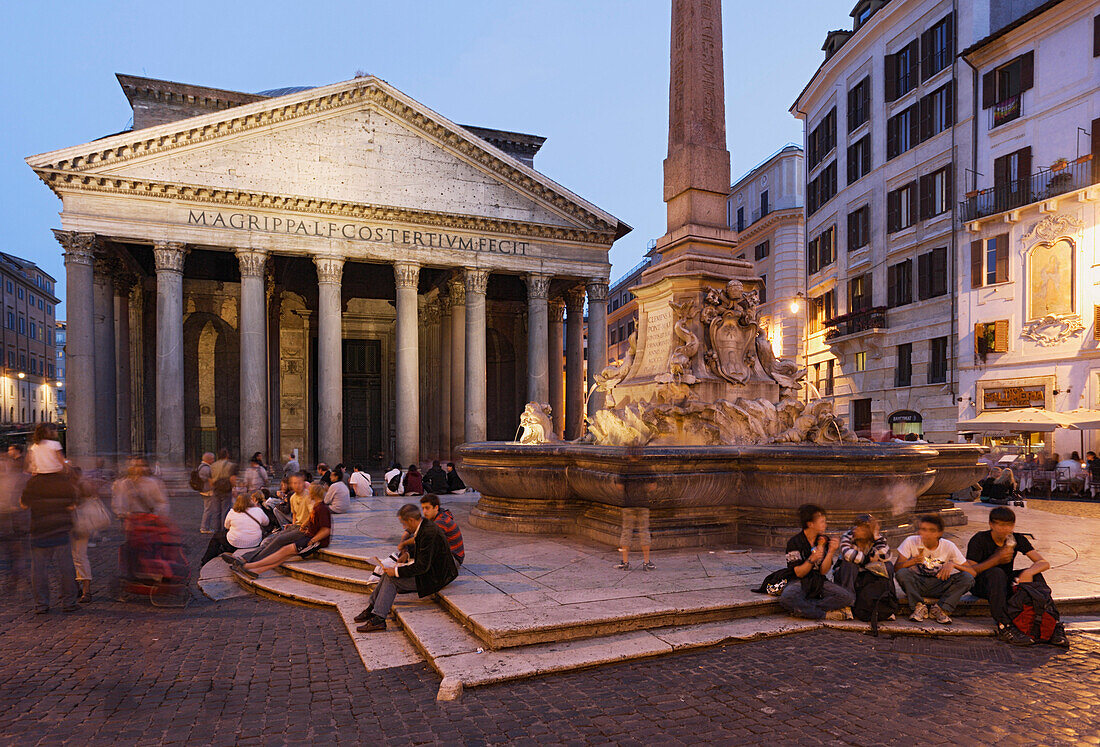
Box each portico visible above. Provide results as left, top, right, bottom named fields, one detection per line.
left=32, top=74, right=628, bottom=467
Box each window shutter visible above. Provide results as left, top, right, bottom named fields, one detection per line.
left=908, top=104, right=921, bottom=149
left=921, top=28, right=933, bottom=81
left=1020, top=51, right=1034, bottom=91
left=975, top=323, right=985, bottom=357
left=907, top=180, right=919, bottom=228
left=1095, top=15, right=1100, bottom=57
left=919, top=173, right=932, bottom=220
left=886, top=115, right=898, bottom=159
left=887, top=265, right=897, bottom=307
left=982, top=70, right=996, bottom=108
left=918, top=92, right=931, bottom=142
left=994, top=320, right=1009, bottom=352
left=994, top=233, right=1009, bottom=284
left=945, top=80, right=955, bottom=126
left=1017, top=146, right=1031, bottom=181
left=907, top=40, right=920, bottom=90
left=971, top=240, right=984, bottom=288
left=862, top=139, right=871, bottom=173
left=944, top=163, right=953, bottom=206
left=847, top=148, right=856, bottom=185
left=1092, top=117, right=1100, bottom=183
left=918, top=252, right=931, bottom=300
left=847, top=87, right=856, bottom=132
left=885, top=53, right=897, bottom=102
left=946, top=13, right=955, bottom=58
left=887, top=190, right=900, bottom=233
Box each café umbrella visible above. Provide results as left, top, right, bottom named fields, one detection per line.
left=956, top=407, right=1079, bottom=433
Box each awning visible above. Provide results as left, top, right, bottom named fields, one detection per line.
left=957, top=407, right=1079, bottom=433
left=1060, top=409, right=1100, bottom=429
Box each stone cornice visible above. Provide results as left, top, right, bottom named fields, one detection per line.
left=32, top=168, right=617, bottom=247
left=734, top=207, right=804, bottom=242
left=28, top=77, right=624, bottom=237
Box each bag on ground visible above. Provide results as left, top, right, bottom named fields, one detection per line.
left=752, top=567, right=795, bottom=596
left=852, top=568, right=898, bottom=634
left=1006, top=581, right=1064, bottom=644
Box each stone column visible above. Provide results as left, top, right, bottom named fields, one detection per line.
left=525, top=273, right=551, bottom=406
left=564, top=287, right=586, bottom=440
left=394, top=262, right=420, bottom=466
left=153, top=241, right=188, bottom=466
left=464, top=269, right=490, bottom=443
left=440, top=295, right=453, bottom=459
left=448, top=275, right=466, bottom=454
left=586, top=280, right=609, bottom=417
left=92, top=254, right=118, bottom=458
left=114, top=273, right=135, bottom=457
left=548, top=299, right=565, bottom=436
left=54, top=231, right=97, bottom=463
left=238, top=249, right=269, bottom=462
left=314, top=256, right=344, bottom=465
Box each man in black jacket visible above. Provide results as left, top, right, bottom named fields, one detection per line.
left=355, top=503, right=458, bottom=632
left=422, top=460, right=449, bottom=494
left=21, top=470, right=79, bottom=613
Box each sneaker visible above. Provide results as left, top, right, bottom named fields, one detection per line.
left=299, top=541, right=322, bottom=557
left=616, top=561, right=630, bottom=571
left=998, top=625, right=1035, bottom=646
left=219, top=552, right=238, bottom=565
left=909, top=602, right=929, bottom=622
left=356, top=615, right=387, bottom=633
left=353, top=605, right=375, bottom=623
left=842, top=607, right=855, bottom=620
left=233, top=565, right=258, bottom=580
left=641, top=561, right=656, bottom=571
left=1047, top=626, right=1070, bottom=649
left=930, top=605, right=952, bottom=624
left=823, top=609, right=848, bottom=621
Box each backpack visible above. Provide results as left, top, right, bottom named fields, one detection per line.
left=188, top=465, right=205, bottom=492
left=1006, top=581, right=1064, bottom=645
left=752, top=567, right=795, bottom=596
left=387, top=473, right=401, bottom=492
left=852, top=568, right=898, bottom=636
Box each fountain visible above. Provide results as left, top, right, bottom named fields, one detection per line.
left=457, top=0, right=987, bottom=548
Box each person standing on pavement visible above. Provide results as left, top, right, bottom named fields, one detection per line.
left=111, top=458, right=171, bottom=518
left=211, top=450, right=236, bottom=526
left=20, top=446, right=79, bottom=614
left=0, top=443, right=29, bottom=594
left=242, top=453, right=268, bottom=493
left=196, top=452, right=215, bottom=533
left=283, top=453, right=300, bottom=479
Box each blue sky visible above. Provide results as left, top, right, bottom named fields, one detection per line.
left=1, top=0, right=850, bottom=314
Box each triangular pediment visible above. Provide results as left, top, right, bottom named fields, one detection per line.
left=27, top=77, right=626, bottom=238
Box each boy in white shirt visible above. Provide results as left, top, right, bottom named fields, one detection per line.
left=348, top=466, right=373, bottom=497
left=895, top=514, right=976, bottom=624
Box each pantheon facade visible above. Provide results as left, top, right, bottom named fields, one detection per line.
left=28, top=74, right=628, bottom=468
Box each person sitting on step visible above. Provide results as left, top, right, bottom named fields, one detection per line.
left=895, top=514, right=976, bottom=625
left=226, top=482, right=331, bottom=578
left=354, top=503, right=458, bottom=633
left=778, top=504, right=855, bottom=620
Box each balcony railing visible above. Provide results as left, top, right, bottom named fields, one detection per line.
left=990, top=94, right=1022, bottom=128
left=823, top=306, right=887, bottom=341
left=959, top=157, right=1096, bottom=222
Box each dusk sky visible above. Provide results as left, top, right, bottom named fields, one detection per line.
left=1, top=0, right=850, bottom=314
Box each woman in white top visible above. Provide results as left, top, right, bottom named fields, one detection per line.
left=383, top=462, right=402, bottom=496
left=201, top=490, right=269, bottom=565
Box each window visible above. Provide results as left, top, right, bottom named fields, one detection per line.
left=975, top=320, right=1010, bottom=357
left=759, top=274, right=767, bottom=304
left=971, top=234, right=1009, bottom=288
left=736, top=206, right=745, bottom=232
left=46, top=305, right=52, bottom=316
left=808, top=107, right=837, bottom=169
left=993, top=146, right=1032, bottom=212
left=847, top=205, right=870, bottom=250
left=852, top=398, right=872, bottom=434
left=886, top=104, right=918, bottom=159
left=47, top=364, right=55, bottom=378
left=807, top=162, right=837, bottom=215
left=809, top=290, right=837, bottom=333
left=37, top=299, right=43, bottom=311
left=754, top=240, right=770, bottom=261
left=919, top=163, right=952, bottom=220
left=895, top=343, right=913, bottom=387
left=887, top=182, right=917, bottom=233
left=18, top=317, right=24, bottom=335
left=887, top=260, right=913, bottom=308
left=30, top=359, right=36, bottom=375
left=847, top=76, right=870, bottom=132
left=982, top=52, right=1033, bottom=126
left=760, top=190, right=769, bottom=218
left=824, top=359, right=835, bottom=396
left=854, top=351, right=867, bottom=372
left=4, top=281, right=10, bottom=294
left=5, top=311, right=11, bottom=330
left=918, top=247, right=948, bottom=300
left=849, top=273, right=872, bottom=313
left=807, top=226, right=836, bottom=275
left=847, top=136, right=871, bottom=184
left=17, top=288, right=23, bottom=300
left=29, top=322, right=36, bottom=341
left=929, top=336, right=949, bottom=384
left=28, top=293, right=34, bottom=306
left=919, top=82, right=954, bottom=141
left=885, top=39, right=920, bottom=101
left=19, top=354, right=25, bottom=370
left=921, top=14, right=954, bottom=80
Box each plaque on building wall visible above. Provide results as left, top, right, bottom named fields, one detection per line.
left=1028, top=239, right=1074, bottom=319
left=982, top=385, right=1046, bottom=410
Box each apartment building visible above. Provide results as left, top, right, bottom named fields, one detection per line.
left=0, top=252, right=60, bottom=426
left=792, top=0, right=960, bottom=441
left=955, top=0, right=1100, bottom=456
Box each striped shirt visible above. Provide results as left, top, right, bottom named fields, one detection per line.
left=434, top=507, right=465, bottom=563
left=838, top=529, right=889, bottom=566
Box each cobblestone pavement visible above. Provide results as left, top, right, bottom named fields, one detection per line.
left=1026, top=496, right=1100, bottom=519
left=3, top=492, right=1099, bottom=746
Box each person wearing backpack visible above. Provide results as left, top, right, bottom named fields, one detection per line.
left=966, top=506, right=1066, bottom=647
left=194, top=452, right=215, bottom=533
left=834, top=513, right=896, bottom=624
left=384, top=462, right=403, bottom=496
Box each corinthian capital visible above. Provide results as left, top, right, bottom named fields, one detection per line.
left=549, top=298, right=566, bottom=322
left=464, top=268, right=491, bottom=296
left=153, top=241, right=188, bottom=273
left=314, top=255, right=344, bottom=285
left=586, top=279, right=609, bottom=303
left=236, top=248, right=268, bottom=278
left=54, top=230, right=97, bottom=266
left=564, top=286, right=587, bottom=313
left=525, top=273, right=552, bottom=301
left=447, top=275, right=466, bottom=306
left=393, top=262, right=420, bottom=290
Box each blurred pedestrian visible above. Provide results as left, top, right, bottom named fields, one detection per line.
left=112, top=458, right=170, bottom=518
left=195, top=452, right=215, bottom=533
left=20, top=446, right=79, bottom=613
left=211, top=450, right=237, bottom=526
left=0, top=443, right=29, bottom=594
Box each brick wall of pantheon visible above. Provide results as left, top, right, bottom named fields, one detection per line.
left=27, top=74, right=630, bottom=468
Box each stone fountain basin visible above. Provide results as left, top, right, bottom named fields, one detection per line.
left=458, top=442, right=947, bottom=549
left=923, top=444, right=991, bottom=497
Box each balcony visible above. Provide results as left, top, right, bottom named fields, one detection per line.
left=824, top=306, right=887, bottom=342
left=959, top=157, right=1097, bottom=222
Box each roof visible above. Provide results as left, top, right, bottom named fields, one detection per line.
left=960, top=0, right=1068, bottom=57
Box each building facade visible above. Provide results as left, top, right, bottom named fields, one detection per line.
left=606, top=254, right=651, bottom=366
left=55, top=321, right=65, bottom=423
left=727, top=144, right=807, bottom=368
left=793, top=0, right=960, bottom=441
left=955, top=0, right=1100, bottom=456
left=0, top=253, right=60, bottom=428
left=28, top=74, right=628, bottom=466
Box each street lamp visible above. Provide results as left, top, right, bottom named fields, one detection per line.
left=17, top=372, right=25, bottom=379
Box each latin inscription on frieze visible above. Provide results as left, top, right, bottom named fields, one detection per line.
left=637, top=306, right=674, bottom=377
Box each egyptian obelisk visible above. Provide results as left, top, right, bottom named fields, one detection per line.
left=643, top=0, right=751, bottom=283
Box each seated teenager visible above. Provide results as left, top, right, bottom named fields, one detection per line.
left=778, top=504, right=855, bottom=620
left=895, top=515, right=975, bottom=624
left=229, top=483, right=332, bottom=578
left=233, top=481, right=320, bottom=565
left=383, top=462, right=403, bottom=496
left=354, top=503, right=459, bottom=632
left=201, top=490, right=269, bottom=566
left=422, top=461, right=449, bottom=495
left=418, top=494, right=465, bottom=565
left=323, top=468, right=352, bottom=514
left=966, top=506, right=1063, bottom=646
left=444, top=462, right=466, bottom=494
left=402, top=464, right=423, bottom=496
left=834, top=513, right=892, bottom=596
left=349, top=466, right=373, bottom=498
